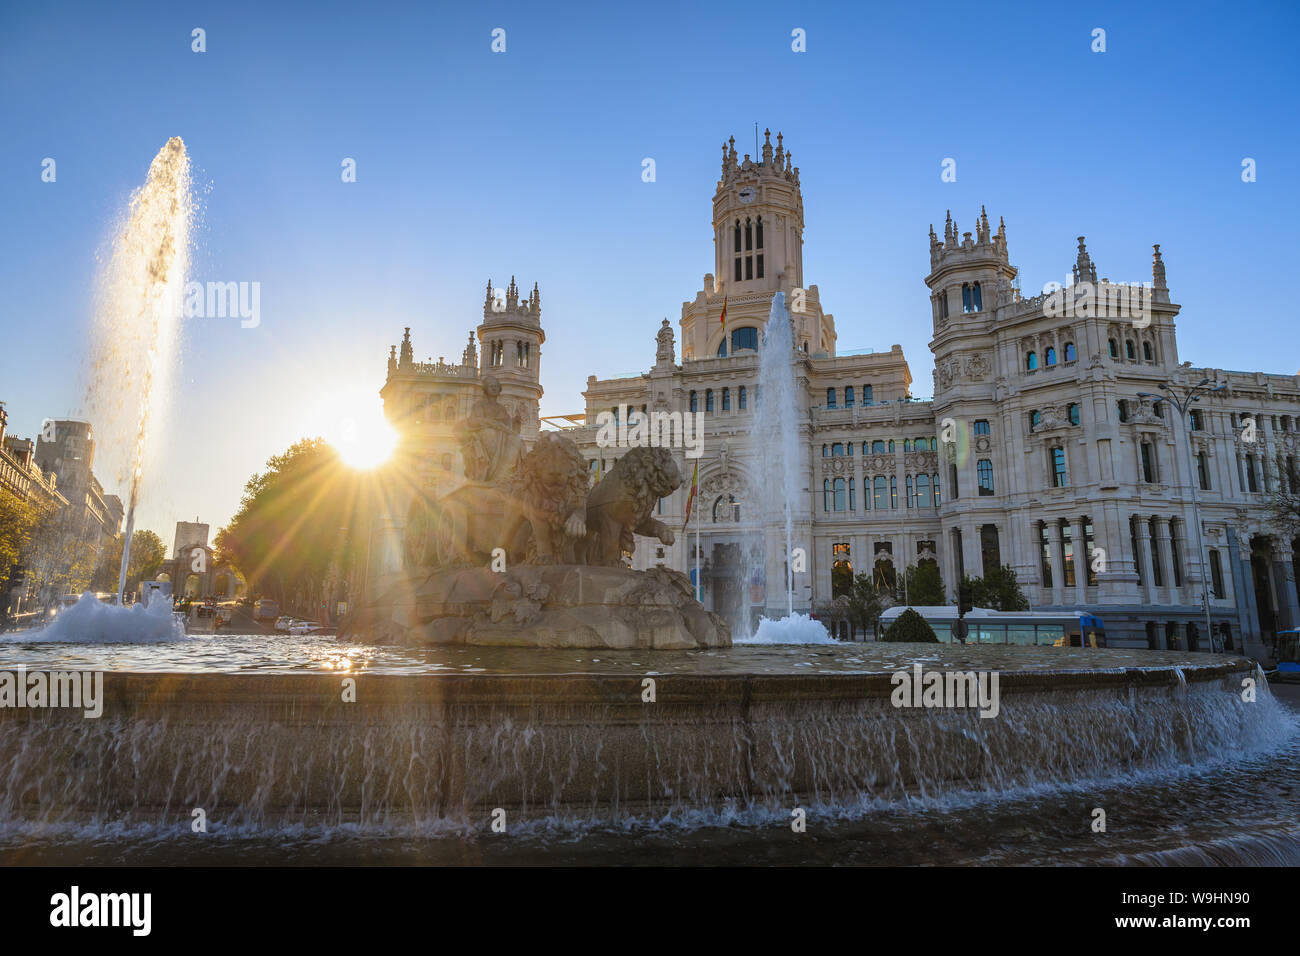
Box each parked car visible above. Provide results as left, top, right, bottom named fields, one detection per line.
left=274, top=615, right=295, bottom=632
left=254, top=599, right=280, bottom=622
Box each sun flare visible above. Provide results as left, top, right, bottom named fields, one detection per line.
left=322, top=389, right=398, bottom=469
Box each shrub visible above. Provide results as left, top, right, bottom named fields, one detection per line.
left=881, top=607, right=939, bottom=643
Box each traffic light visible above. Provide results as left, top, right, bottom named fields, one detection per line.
left=957, top=582, right=972, bottom=617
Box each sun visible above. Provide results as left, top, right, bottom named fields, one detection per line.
left=326, top=391, right=398, bottom=469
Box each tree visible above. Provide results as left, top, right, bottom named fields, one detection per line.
left=1267, top=485, right=1300, bottom=540
left=216, top=438, right=370, bottom=616
left=900, top=562, right=946, bottom=606
left=90, top=529, right=167, bottom=594
left=960, top=564, right=1030, bottom=611
left=24, top=507, right=98, bottom=604
left=844, top=571, right=883, bottom=639
left=881, top=607, right=939, bottom=643
left=0, top=488, right=45, bottom=609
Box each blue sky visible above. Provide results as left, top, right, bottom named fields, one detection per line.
left=2, top=0, right=1297, bottom=537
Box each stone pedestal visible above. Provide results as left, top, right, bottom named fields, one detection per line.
left=342, top=564, right=731, bottom=649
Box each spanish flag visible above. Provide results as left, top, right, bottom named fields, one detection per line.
left=719, top=295, right=727, bottom=332
left=682, top=460, right=699, bottom=532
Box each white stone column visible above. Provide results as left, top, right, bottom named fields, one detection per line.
left=1134, top=515, right=1154, bottom=606
left=1072, top=516, right=1089, bottom=606
left=1047, top=520, right=1065, bottom=607
left=1155, top=517, right=1176, bottom=605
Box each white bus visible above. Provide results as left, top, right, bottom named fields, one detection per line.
left=879, top=606, right=1107, bottom=647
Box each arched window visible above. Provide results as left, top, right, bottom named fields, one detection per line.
left=1126, top=340, right=1136, bottom=360
left=903, top=439, right=912, bottom=452
left=873, top=476, right=887, bottom=510
left=1108, top=338, right=1119, bottom=358
left=845, top=386, right=855, bottom=407
left=689, top=390, right=697, bottom=412
left=890, top=476, right=898, bottom=509
left=831, top=442, right=844, bottom=457
left=962, top=283, right=973, bottom=312
left=1045, top=346, right=1057, bottom=366
left=974, top=419, right=991, bottom=435
left=1068, top=403, right=1080, bottom=426
left=1030, top=409, right=1042, bottom=430
left=1050, top=447, right=1068, bottom=487
left=972, top=281, right=982, bottom=311
left=713, top=494, right=739, bottom=522
left=731, top=327, right=758, bottom=352
left=822, top=444, right=828, bottom=457
left=721, top=387, right=730, bottom=411
left=888, top=440, right=895, bottom=453
left=833, top=478, right=846, bottom=512
left=716, top=339, right=727, bottom=357
left=1026, top=351, right=1038, bottom=371
left=705, top=389, right=714, bottom=412
left=1064, top=342, right=1077, bottom=362
left=738, top=385, right=747, bottom=410
left=932, top=472, right=941, bottom=506
left=917, top=472, right=931, bottom=508
left=848, top=478, right=855, bottom=510
left=846, top=441, right=854, bottom=456
left=872, top=440, right=886, bottom=454
left=733, top=221, right=743, bottom=281
left=827, top=388, right=836, bottom=408
left=906, top=474, right=913, bottom=507
left=1117, top=399, right=1129, bottom=422
left=1143, top=341, right=1154, bottom=361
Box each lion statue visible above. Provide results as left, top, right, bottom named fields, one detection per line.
left=582, top=446, right=682, bottom=566
left=422, top=431, right=589, bottom=567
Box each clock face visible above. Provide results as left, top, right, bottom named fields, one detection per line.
left=738, top=187, right=756, bottom=204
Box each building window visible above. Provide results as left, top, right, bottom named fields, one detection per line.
left=980, top=524, right=1000, bottom=578
left=1064, top=342, right=1077, bottom=362
left=1246, top=454, right=1258, bottom=492
left=831, top=442, right=844, bottom=457
left=706, top=389, right=714, bottom=412
left=1084, top=519, right=1097, bottom=586
left=1140, top=442, right=1157, bottom=483
left=1108, top=338, right=1119, bottom=358
left=822, top=444, right=829, bottom=458
left=1030, top=409, right=1042, bottom=430
left=977, top=459, right=994, bottom=495
left=962, top=283, right=973, bottom=312
left=1045, top=346, right=1057, bottom=367
left=1126, top=340, right=1136, bottom=360
left=873, top=476, right=887, bottom=511
left=1170, top=519, right=1183, bottom=587
left=862, top=385, right=874, bottom=405
left=848, top=478, right=855, bottom=510
left=738, top=385, right=747, bottom=410
left=1143, top=341, right=1154, bottom=361
left=1117, top=400, right=1129, bottom=423
left=916, top=472, right=932, bottom=508
left=827, top=388, right=836, bottom=408
left=948, top=462, right=958, bottom=499
left=833, top=478, right=847, bottom=512
left=973, top=419, right=991, bottom=436
left=823, top=479, right=830, bottom=512
left=972, top=282, right=982, bottom=311
left=1189, top=409, right=1203, bottom=430
left=1026, top=351, right=1038, bottom=371
left=890, top=476, right=897, bottom=509
left=932, top=472, right=941, bottom=506
left=938, top=291, right=949, bottom=319
left=872, top=440, right=886, bottom=454
left=1039, top=521, right=1053, bottom=588
left=731, top=326, right=758, bottom=353
left=1059, top=520, right=1076, bottom=587
left=1197, top=452, right=1210, bottom=491
left=1209, top=550, right=1225, bottom=600
left=721, top=387, right=730, bottom=411
left=845, top=386, right=855, bottom=408
left=689, top=390, right=697, bottom=412
left=1051, top=447, right=1068, bottom=487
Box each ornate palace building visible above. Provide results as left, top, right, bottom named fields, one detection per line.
left=383, top=129, right=1300, bottom=658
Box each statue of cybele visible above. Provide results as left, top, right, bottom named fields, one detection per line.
left=458, top=374, right=522, bottom=483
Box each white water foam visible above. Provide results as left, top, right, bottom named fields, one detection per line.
left=738, top=612, right=835, bottom=645
left=4, top=592, right=187, bottom=644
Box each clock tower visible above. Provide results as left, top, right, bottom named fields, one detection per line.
left=681, top=128, right=835, bottom=360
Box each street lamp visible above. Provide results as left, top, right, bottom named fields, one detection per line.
left=1137, top=378, right=1226, bottom=651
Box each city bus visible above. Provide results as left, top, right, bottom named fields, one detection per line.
left=878, top=606, right=1107, bottom=647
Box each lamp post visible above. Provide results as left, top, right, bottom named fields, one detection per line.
left=1137, top=378, right=1225, bottom=651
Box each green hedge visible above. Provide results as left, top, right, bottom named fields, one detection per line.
left=881, top=607, right=940, bottom=643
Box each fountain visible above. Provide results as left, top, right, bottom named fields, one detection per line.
left=3, top=147, right=1296, bottom=867
left=740, top=291, right=832, bottom=644
left=85, top=136, right=194, bottom=605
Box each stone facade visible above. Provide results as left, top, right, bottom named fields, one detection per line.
left=385, top=129, right=1300, bottom=658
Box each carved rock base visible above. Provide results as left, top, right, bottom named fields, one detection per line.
left=341, top=564, right=731, bottom=649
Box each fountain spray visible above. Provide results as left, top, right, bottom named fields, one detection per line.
left=84, top=138, right=193, bottom=604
